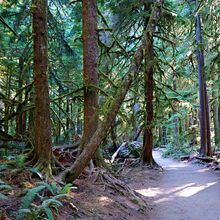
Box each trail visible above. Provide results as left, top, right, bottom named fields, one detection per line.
left=127, top=150, right=220, bottom=220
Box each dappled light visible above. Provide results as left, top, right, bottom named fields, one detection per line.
left=0, top=0, right=220, bottom=219
left=136, top=178, right=217, bottom=201
left=139, top=151, right=220, bottom=219
left=97, top=196, right=114, bottom=206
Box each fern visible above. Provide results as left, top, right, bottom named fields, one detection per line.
left=0, top=164, right=10, bottom=171
left=0, top=180, right=5, bottom=184
left=50, top=182, right=61, bottom=195
left=19, top=181, right=71, bottom=219
left=36, top=182, right=55, bottom=195
left=0, top=184, right=12, bottom=191
left=52, top=194, right=70, bottom=200
left=44, top=207, right=54, bottom=220
left=60, top=183, right=72, bottom=194
left=42, top=198, right=62, bottom=208
left=0, top=193, right=8, bottom=200
left=20, top=185, right=46, bottom=209
left=18, top=208, right=32, bottom=216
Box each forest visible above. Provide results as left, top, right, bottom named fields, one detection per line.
left=0, top=0, right=220, bottom=219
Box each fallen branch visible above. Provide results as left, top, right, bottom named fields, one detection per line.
left=111, top=142, right=127, bottom=163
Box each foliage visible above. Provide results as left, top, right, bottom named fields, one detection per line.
left=162, top=142, right=197, bottom=160
left=0, top=179, right=12, bottom=200
left=18, top=181, right=72, bottom=220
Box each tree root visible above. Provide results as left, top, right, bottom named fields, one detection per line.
left=92, top=168, right=148, bottom=210
left=24, top=150, right=53, bottom=178
left=142, top=158, right=163, bottom=170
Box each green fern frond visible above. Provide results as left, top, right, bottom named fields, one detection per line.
left=60, top=183, right=72, bottom=194
left=0, top=180, right=5, bottom=184
left=17, top=208, right=33, bottom=219
left=44, top=207, right=55, bottom=220
left=0, top=184, right=12, bottom=191
left=20, top=185, right=46, bottom=209
left=18, top=208, right=32, bottom=215
left=42, top=198, right=63, bottom=208
left=0, top=193, right=8, bottom=200
left=50, top=182, right=61, bottom=194
left=52, top=194, right=70, bottom=200
left=0, top=164, right=10, bottom=171
left=36, top=182, right=55, bottom=195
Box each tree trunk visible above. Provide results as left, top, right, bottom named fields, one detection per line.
left=173, top=70, right=179, bottom=146
left=62, top=0, right=164, bottom=182
left=213, top=76, right=220, bottom=147
left=133, top=102, right=140, bottom=141
left=142, top=35, right=155, bottom=165
left=32, top=0, right=52, bottom=175
left=81, top=0, right=102, bottom=165
left=16, top=57, right=26, bottom=136
left=196, top=13, right=207, bottom=156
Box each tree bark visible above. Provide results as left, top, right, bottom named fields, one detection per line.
left=196, top=13, right=211, bottom=156
left=213, top=76, right=220, bottom=147
left=32, top=0, right=52, bottom=175
left=62, top=0, right=164, bottom=182
left=173, top=70, right=179, bottom=145
left=142, top=36, right=155, bottom=165
left=81, top=0, right=102, bottom=165
left=16, top=57, right=26, bottom=136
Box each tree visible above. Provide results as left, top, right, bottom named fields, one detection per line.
left=29, top=0, right=52, bottom=175
left=62, top=0, right=164, bottom=182
left=81, top=0, right=102, bottom=165
left=195, top=12, right=212, bottom=156
left=142, top=32, right=156, bottom=165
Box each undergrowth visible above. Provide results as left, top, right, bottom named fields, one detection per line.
left=162, top=143, right=197, bottom=160
left=17, top=181, right=73, bottom=220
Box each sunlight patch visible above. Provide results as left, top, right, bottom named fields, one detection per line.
left=196, top=168, right=210, bottom=173
left=176, top=182, right=217, bottom=197
left=98, top=196, right=113, bottom=206
left=136, top=188, right=161, bottom=197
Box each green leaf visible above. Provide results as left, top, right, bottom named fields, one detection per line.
left=36, top=182, right=55, bottom=195
left=0, top=193, right=8, bottom=200
left=18, top=208, right=32, bottom=219
left=0, top=180, right=5, bottom=184
left=44, top=207, right=54, bottom=220
left=60, top=183, right=72, bottom=194
left=0, top=184, right=12, bottom=190
left=52, top=194, right=70, bottom=200
left=20, top=185, right=46, bottom=209
left=50, top=182, right=61, bottom=195
left=42, top=198, right=63, bottom=208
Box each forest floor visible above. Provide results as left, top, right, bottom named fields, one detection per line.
left=60, top=149, right=220, bottom=219
left=1, top=149, right=220, bottom=219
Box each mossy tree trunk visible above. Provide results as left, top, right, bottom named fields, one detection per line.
left=31, top=0, right=52, bottom=176
left=142, top=34, right=156, bottom=166
left=81, top=0, right=103, bottom=166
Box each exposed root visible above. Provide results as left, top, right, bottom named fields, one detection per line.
left=24, top=150, right=53, bottom=179
left=53, top=154, right=66, bottom=171
left=34, top=159, right=53, bottom=178
left=25, top=150, right=38, bottom=166
left=91, top=168, right=148, bottom=210
left=142, top=158, right=163, bottom=170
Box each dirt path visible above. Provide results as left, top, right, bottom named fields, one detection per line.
left=126, top=150, right=220, bottom=220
